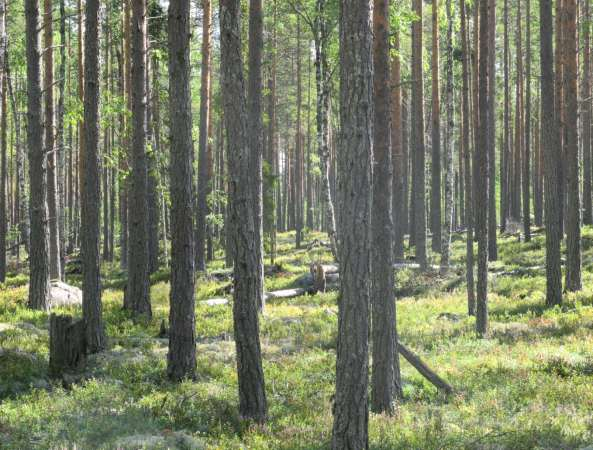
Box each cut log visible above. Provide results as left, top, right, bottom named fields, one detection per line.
left=49, top=314, right=87, bottom=377
left=310, top=263, right=327, bottom=293
left=398, top=342, right=454, bottom=395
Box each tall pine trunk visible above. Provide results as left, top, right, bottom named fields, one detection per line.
left=167, top=0, right=196, bottom=381
left=441, top=0, right=454, bottom=271
left=82, top=0, right=106, bottom=352
left=25, top=0, right=50, bottom=310
left=475, top=0, right=490, bottom=337
left=487, top=0, right=497, bottom=258
left=564, top=0, right=581, bottom=291
left=461, top=0, right=475, bottom=315
left=430, top=0, right=441, bottom=253
left=411, top=0, right=427, bottom=268
left=125, top=0, right=151, bottom=318
left=44, top=0, right=62, bottom=280
left=332, top=0, right=373, bottom=446
left=247, top=0, right=265, bottom=311
left=392, top=31, right=405, bottom=261
left=195, top=0, right=212, bottom=272
left=220, top=0, right=267, bottom=423
left=371, top=0, right=401, bottom=414
left=582, top=0, right=592, bottom=225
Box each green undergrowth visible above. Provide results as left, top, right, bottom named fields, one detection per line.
left=2, top=230, right=593, bottom=448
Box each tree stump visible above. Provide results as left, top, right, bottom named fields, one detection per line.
left=49, top=314, right=87, bottom=378
left=311, top=263, right=327, bottom=293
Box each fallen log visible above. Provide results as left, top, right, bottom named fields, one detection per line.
left=398, top=342, right=453, bottom=395
left=264, top=288, right=308, bottom=301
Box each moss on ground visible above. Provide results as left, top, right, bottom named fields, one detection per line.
left=2, top=230, right=593, bottom=448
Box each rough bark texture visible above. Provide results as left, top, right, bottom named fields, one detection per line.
left=475, top=0, right=490, bottom=337
left=314, top=0, right=338, bottom=262
left=125, top=0, right=151, bottom=318
left=441, top=0, right=454, bottom=271
left=501, top=0, right=510, bottom=231
left=220, top=0, right=267, bottom=423
left=196, top=0, right=212, bottom=273
left=6, top=62, right=28, bottom=255
left=461, top=0, right=475, bottom=315
left=583, top=0, right=592, bottom=225
left=146, top=57, right=160, bottom=275
left=392, top=32, right=405, bottom=261
left=487, top=0, right=497, bottom=258
left=167, top=0, right=196, bottom=381
left=411, top=0, right=427, bottom=268
left=430, top=0, right=441, bottom=253
left=57, top=0, right=67, bottom=272
left=82, top=0, right=106, bottom=353
left=555, top=0, right=565, bottom=235
left=564, top=0, right=581, bottom=291
left=247, top=0, right=265, bottom=311
left=331, top=0, right=373, bottom=447
left=44, top=0, right=62, bottom=281
left=25, top=0, right=50, bottom=310
left=540, top=0, right=562, bottom=306
left=49, top=314, right=87, bottom=377
left=120, top=0, right=130, bottom=271
left=371, top=0, right=401, bottom=415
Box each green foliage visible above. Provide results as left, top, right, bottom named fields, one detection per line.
left=3, top=232, right=593, bottom=448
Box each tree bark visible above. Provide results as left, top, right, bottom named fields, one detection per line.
left=475, top=0, right=490, bottom=337
left=525, top=0, right=534, bottom=237
left=82, top=0, right=106, bottom=353
left=314, top=0, right=338, bottom=261
left=220, top=0, right=267, bottom=423
left=6, top=62, right=28, bottom=256
left=430, top=0, right=441, bottom=253
left=556, top=0, right=565, bottom=235
left=582, top=0, right=592, bottom=225
left=411, top=0, right=427, bottom=268
left=371, top=0, right=401, bottom=415
left=57, top=0, right=67, bottom=273
left=120, top=0, right=130, bottom=272
left=49, top=314, right=87, bottom=377
left=392, top=31, right=405, bottom=261
left=441, top=0, right=454, bottom=271
left=461, top=0, right=475, bottom=315
left=167, top=0, right=196, bottom=381
left=196, top=0, right=212, bottom=272
left=487, top=0, right=497, bottom=258
left=25, top=0, right=50, bottom=310
left=564, top=0, right=581, bottom=291
left=247, top=0, right=265, bottom=311
left=501, top=0, right=510, bottom=231
left=125, top=0, right=151, bottom=318
left=331, top=0, right=373, bottom=446
left=44, top=0, right=62, bottom=281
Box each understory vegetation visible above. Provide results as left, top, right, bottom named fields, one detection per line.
left=2, top=230, right=593, bottom=449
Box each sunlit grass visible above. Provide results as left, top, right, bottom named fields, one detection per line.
left=2, top=229, right=593, bottom=448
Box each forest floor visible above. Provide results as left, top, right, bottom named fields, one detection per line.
left=2, top=230, right=593, bottom=449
